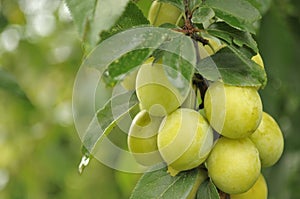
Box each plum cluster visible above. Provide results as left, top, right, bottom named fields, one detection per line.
left=124, top=1, right=284, bottom=198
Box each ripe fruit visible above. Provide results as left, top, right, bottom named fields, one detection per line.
left=127, top=110, right=163, bottom=166
left=148, top=1, right=182, bottom=26
left=204, top=81, right=263, bottom=138
left=206, top=137, right=261, bottom=194
left=157, top=108, right=213, bottom=176
left=136, top=59, right=188, bottom=116
left=230, top=174, right=268, bottom=199
left=249, top=112, right=284, bottom=167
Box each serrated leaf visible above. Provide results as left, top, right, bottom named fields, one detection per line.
left=192, top=7, right=215, bottom=24
left=205, top=0, right=261, bottom=33
left=82, top=92, right=139, bottom=153
left=0, top=68, right=31, bottom=103
left=196, top=46, right=267, bottom=87
left=65, top=0, right=129, bottom=49
left=130, top=166, right=202, bottom=199
left=65, top=0, right=95, bottom=38
left=196, top=179, right=220, bottom=199
left=157, top=0, right=185, bottom=11
left=100, top=2, right=149, bottom=41
left=207, top=22, right=258, bottom=53
left=103, top=49, right=152, bottom=87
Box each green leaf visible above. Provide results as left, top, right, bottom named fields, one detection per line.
left=65, top=0, right=95, bottom=38
left=207, top=22, right=258, bottom=53
left=100, top=2, right=149, bottom=41
left=246, top=0, right=272, bottom=15
left=196, top=46, right=267, bottom=87
left=192, top=7, right=215, bottom=24
left=82, top=92, right=139, bottom=153
left=135, top=0, right=153, bottom=17
left=153, top=35, right=196, bottom=96
left=100, top=27, right=196, bottom=90
left=157, top=0, right=185, bottom=11
left=161, top=51, right=195, bottom=97
left=205, top=0, right=261, bottom=33
left=0, top=68, right=31, bottom=103
left=130, top=166, right=203, bottom=199
left=65, top=0, right=130, bottom=49
left=188, top=0, right=203, bottom=12
left=103, top=49, right=152, bottom=87
left=74, top=27, right=196, bottom=161
left=196, top=179, right=220, bottom=199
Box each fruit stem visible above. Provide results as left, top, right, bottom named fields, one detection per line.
left=192, top=73, right=208, bottom=109
left=173, top=0, right=209, bottom=46
left=218, top=189, right=230, bottom=199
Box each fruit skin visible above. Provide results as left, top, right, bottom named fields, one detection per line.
left=136, top=59, right=188, bottom=117
left=249, top=112, right=284, bottom=167
left=204, top=81, right=263, bottom=138
left=148, top=1, right=182, bottom=26
left=158, top=108, right=213, bottom=176
left=206, top=137, right=261, bottom=194
left=230, top=174, right=268, bottom=199
left=127, top=110, right=163, bottom=166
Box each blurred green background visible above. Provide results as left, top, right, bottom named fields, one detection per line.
left=0, top=0, right=299, bottom=199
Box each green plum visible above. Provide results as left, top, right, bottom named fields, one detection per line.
left=127, top=110, right=163, bottom=166
left=204, top=81, right=263, bottom=138
left=148, top=1, right=182, bottom=26
left=249, top=112, right=284, bottom=167
left=158, top=108, right=213, bottom=176
left=206, top=137, right=261, bottom=194
left=231, top=174, right=268, bottom=199
left=136, top=58, right=188, bottom=117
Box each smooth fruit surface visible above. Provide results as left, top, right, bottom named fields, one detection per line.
left=148, top=1, right=182, bottom=26
left=136, top=59, right=188, bottom=116
left=128, top=110, right=163, bottom=166
left=250, top=112, right=284, bottom=167
left=158, top=108, right=213, bottom=176
left=206, top=137, right=261, bottom=194
left=204, top=81, right=263, bottom=138
left=231, top=174, right=268, bottom=199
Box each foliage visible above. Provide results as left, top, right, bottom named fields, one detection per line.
left=0, top=0, right=299, bottom=198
